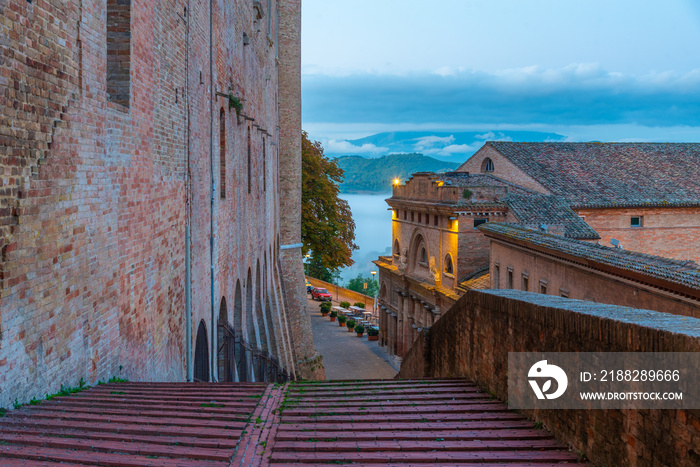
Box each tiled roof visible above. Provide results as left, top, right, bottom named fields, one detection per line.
left=487, top=142, right=700, bottom=208
left=480, top=223, right=700, bottom=291
left=458, top=270, right=491, bottom=291
left=503, top=193, right=600, bottom=240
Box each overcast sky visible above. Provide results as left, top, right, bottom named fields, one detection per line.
left=301, top=0, right=700, bottom=155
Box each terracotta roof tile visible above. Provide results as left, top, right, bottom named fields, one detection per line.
left=488, top=142, right=700, bottom=207
left=503, top=193, right=600, bottom=239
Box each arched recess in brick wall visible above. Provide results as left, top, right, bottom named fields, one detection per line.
left=217, top=297, right=234, bottom=382
left=254, top=260, right=269, bottom=381
left=233, top=280, right=247, bottom=382
left=194, top=321, right=209, bottom=382
left=263, top=252, right=280, bottom=369
left=245, top=268, right=257, bottom=381
left=380, top=282, right=387, bottom=299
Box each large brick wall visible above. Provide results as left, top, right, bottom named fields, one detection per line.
left=398, top=289, right=700, bottom=466
left=579, top=206, right=700, bottom=263
left=0, top=0, right=313, bottom=406
left=277, top=0, right=324, bottom=380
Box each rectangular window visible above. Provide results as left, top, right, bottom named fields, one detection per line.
left=507, top=268, right=513, bottom=289
left=106, top=0, right=131, bottom=107
left=474, top=218, right=488, bottom=229
left=559, top=288, right=570, bottom=298
left=631, top=216, right=643, bottom=227
left=219, top=109, right=226, bottom=198
left=247, top=124, right=252, bottom=194
left=521, top=273, right=529, bottom=291
left=403, top=210, right=407, bottom=220
left=494, top=264, right=500, bottom=288
left=434, top=216, right=438, bottom=227
left=411, top=212, right=414, bottom=222
left=539, top=280, right=548, bottom=294
left=418, top=213, right=422, bottom=223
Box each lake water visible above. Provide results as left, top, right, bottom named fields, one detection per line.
left=338, top=193, right=393, bottom=283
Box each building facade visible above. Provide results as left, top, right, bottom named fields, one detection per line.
left=482, top=223, right=700, bottom=318
left=0, top=0, right=322, bottom=407
left=457, top=142, right=700, bottom=262
left=377, top=142, right=700, bottom=365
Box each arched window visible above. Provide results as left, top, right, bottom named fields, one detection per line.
left=481, top=157, right=494, bottom=173
left=410, top=234, right=429, bottom=271
left=444, top=254, right=454, bottom=274
left=393, top=239, right=400, bottom=256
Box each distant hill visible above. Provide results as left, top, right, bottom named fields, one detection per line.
left=325, top=130, right=565, bottom=162
left=335, top=153, right=460, bottom=194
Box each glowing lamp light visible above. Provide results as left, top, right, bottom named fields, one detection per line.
left=393, top=178, right=400, bottom=186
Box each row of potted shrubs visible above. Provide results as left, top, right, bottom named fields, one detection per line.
left=319, top=301, right=379, bottom=340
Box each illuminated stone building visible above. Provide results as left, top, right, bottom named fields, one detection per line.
left=376, top=142, right=700, bottom=364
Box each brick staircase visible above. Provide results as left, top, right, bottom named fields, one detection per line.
left=266, top=379, right=586, bottom=465
left=0, top=382, right=267, bottom=466
left=0, top=380, right=587, bottom=465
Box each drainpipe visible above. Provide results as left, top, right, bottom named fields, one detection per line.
left=183, top=0, right=192, bottom=382
left=186, top=225, right=192, bottom=380
left=209, top=0, right=218, bottom=382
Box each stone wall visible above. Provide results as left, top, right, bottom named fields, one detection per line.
left=306, top=276, right=373, bottom=306
left=0, top=0, right=311, bottom=406
left=398, top=289, right=700, bottom=466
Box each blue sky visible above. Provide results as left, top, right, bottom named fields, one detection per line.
left=301, top=0, right=700, bottom=158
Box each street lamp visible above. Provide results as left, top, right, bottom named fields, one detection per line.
left=304, top=254, right=310, bottom=276
left=371, top=271, right=377, bottom=313
left=334, top=271, right=341, bottom=301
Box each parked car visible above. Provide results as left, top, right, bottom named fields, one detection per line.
left=306, top=280, right=313, bottom=294
left=311, top=287, right=332, bottom=301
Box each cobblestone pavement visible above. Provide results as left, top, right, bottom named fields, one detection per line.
left=307, top=293, right=398, bottom=380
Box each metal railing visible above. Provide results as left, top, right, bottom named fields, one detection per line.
left=218, top=321, right=292, bottom=383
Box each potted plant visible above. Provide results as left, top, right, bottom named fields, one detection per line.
left=337, top=314, right=347, bottom=327
left=354, top=324, right=365, bottom=337
left=339, top=301, right=351, bottom=309
left=329, top=310, right=337, bottom=322
left=320, top=302, right=331, bottom=316
left=367, top=327, right=379, bottom=341
left=346, top=319, right=356, bottom=332
left=353, top=302, right=365, bottom=309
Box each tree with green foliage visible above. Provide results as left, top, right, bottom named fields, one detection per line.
left=302, top=131, right=357, bottom=279
left=345, top=274, right=379, bottom=297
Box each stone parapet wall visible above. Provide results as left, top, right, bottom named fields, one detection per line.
left=307, top=277, right=373, bottom=306
left=398, top=289, right=700, bottom=466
